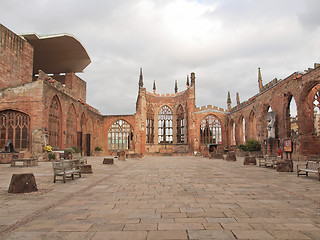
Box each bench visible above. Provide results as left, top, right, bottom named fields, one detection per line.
left=11, top=158, right=38, bottom=167
left=297, top=161, right=320, bottom=181
left=52, top=160, right=81, bottom=183
left=258, top=156, right=277, bottom=168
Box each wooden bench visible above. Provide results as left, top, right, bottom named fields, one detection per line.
left=52, top=160, right=81, bottom=183
left=258, top=156, right=277, bottom=168
left=297, top=161, right=320, bottom=181
left=11, top=158, right=38, bottom=167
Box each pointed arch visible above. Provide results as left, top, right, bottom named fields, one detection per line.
left=238, top=115, right=245, bottom=144
left=285, top=94, right=298, bottom=138
left=313, top=85, right=320, bottom=136
left=108, top=119, right=134, bottom=150
left=66, top=104, right=76, bottom=147
left=158, top=105, right=173, bottom=143
left=48, top=95, right=62, bottom=148
left=229, top=119, right=236, bottom=145
left=248, top=110, right=257, bottom=140
left=146, top=105, right=154, bottom=143
left=0, top=110, right=30, bottom=150
left=176, top=104, right=185, bottom=143
left=200, top=114, right=222, bottom=145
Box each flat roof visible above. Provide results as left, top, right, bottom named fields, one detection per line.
left=20, top=33, right=91, bottom=75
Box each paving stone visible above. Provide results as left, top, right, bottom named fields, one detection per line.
left=188, top=230, right=236, bottom=239
left=232, top=229, right=275, bottom=239
left=91, top=231, right=148, bottom=240
left=147, top=230, right=188, bottom=240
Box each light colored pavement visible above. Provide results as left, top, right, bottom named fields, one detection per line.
left=0, top=155, right=319, bottom=240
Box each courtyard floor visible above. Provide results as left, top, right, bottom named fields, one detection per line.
left=0, top=155, right=319, bottom=240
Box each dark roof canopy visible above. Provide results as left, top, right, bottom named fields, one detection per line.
left=20, top=33, right=91, bottom=75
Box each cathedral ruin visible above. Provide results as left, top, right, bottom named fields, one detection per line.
left=1, top=24, right=320, bottom=162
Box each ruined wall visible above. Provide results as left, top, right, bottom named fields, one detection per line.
left=229, top=64, right=320, bottom=159
left=65, top=73, right=87, bottom=102
left=101, top=115, right=136, bottom=155
left=0, top=24, right=33, bottom=89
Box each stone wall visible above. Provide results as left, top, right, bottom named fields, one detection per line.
left=0, top=24, right=33, bottom=89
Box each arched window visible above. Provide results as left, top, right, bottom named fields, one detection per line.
left=248, top=111, right=257, bottom=139
left=108, top=119, right=133, bottom=150
left=0, top=110, right=30, bottom=150
left=48, top=96, right=61, bottom=148
left=158, top=106, right=173, bottom=143
left=229, top=120, right=236, bottom=145
left=146, top=106, right=154, bottom=143
left=200, top=115, right=222, bottom=145
left=239, top=116, right=245, bottom=144
left=288, top=96, right=298, bottom=137
left=176, top=105, right=185, bottom=143
left=313, top=88, right=320, bottom=136
left=66, top=104, right=76, bottom=147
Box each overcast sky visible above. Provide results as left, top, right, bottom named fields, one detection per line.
left=1, top=0, right=320, bottom=115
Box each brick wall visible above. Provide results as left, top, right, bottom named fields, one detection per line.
left=0, top=24, right=33, bottom=89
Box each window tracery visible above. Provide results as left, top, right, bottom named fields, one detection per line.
left=146, top=106, right=154, bottom=143
left=0, top=110, right=30, bottom=150
left=48, top=96, right=61, bottom=148
left=158, top=106, right=173, bottom=144
left=108, top=119, right=133, bottom=150
left=176, top=105, right=185, bottom=143
left=200, top=115, right=222, bottom=145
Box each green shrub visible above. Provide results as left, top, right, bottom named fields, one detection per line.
left=48, top=152, right=56, bottom=160
left=238, top=139, right=261, bottom=151
left=71, top=146, right=81, bottom=153
left=95, top=146, right=103, bottom=151
left=64, top=148, right=75, bottom=154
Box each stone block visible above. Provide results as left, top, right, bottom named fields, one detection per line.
left=276, top=160, right=293, bottom=172
left=103, top=158, right=114, bottom=165
left=80, top=165, right=93, bottom=174
left=243, top=156, right=256, bottom=165
left=8, top=173, right=38, bottom=193
left=209, top=153, right=224, bottom=159
left=225, top=152, right=236, bottom=161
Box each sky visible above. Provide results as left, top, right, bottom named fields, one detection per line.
left=1, top=0, right=320, bottom=115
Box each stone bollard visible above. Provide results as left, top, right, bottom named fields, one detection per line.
left=243, top=156, right=257, bottom=165
left=80, top=165, right=93, bottom=174
left=103, top=158, right=114, bottom=165
left=8, top=173, right=38, bottom=193
left=276, top=160, right=293, bottom=172
left=209, top=153, right=224, bottom=159
left=225, top=152, right=236, bottom=161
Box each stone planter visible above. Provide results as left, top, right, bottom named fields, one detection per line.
left=226, top=152, right=236, bottom=161
left=244, top=156, right=257, bottom=165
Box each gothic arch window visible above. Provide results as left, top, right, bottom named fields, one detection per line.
left=248, top=111, right=257, bottom=139
left=146, top=106, right=154, bottom=143
left=313, top=87, right=320, bottom=136
left=48, top=95, right=61, bottom=148
left=200, top=115, right=222, bottom=145
left=176, top=105, right=185, bottom=143
left=287, top=95, right=298, bottom=138
left=108, top=119, right=133, bottom=150
left=0, top=110, right=30, bottom=150
left=229, top=119, right=236, bottom=145
left=158, top=106, right=173, bottom=143
left=239, top=116, right=245, bottom=144
left=66, top=104, right=76, bottom=147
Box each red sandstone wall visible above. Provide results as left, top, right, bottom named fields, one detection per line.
left=0, top=24, right=33, bottom=89
left=229, top=66, right=320, bottom=159
left=65, top=73, right=87, bottom=102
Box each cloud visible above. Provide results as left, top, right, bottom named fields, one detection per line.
left=1, top=0, right=320, bottom=115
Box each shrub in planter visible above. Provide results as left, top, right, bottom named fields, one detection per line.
left=95, top=146, right=103, bottom=152
left=48, top=152, right=56, bottom=161
left=64, top=148, right=75, bottom=159
left=238, top=139, right=261, bottom=152
left=71, top=146, right=81, bottom=153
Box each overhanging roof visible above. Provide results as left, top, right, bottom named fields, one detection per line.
left=20, top=33, right=91, bottom=74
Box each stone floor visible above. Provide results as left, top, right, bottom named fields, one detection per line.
left=0, top=155, right=319, bottom=240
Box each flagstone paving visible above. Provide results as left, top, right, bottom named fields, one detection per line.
left=0, top=155, right=319, bottom=239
